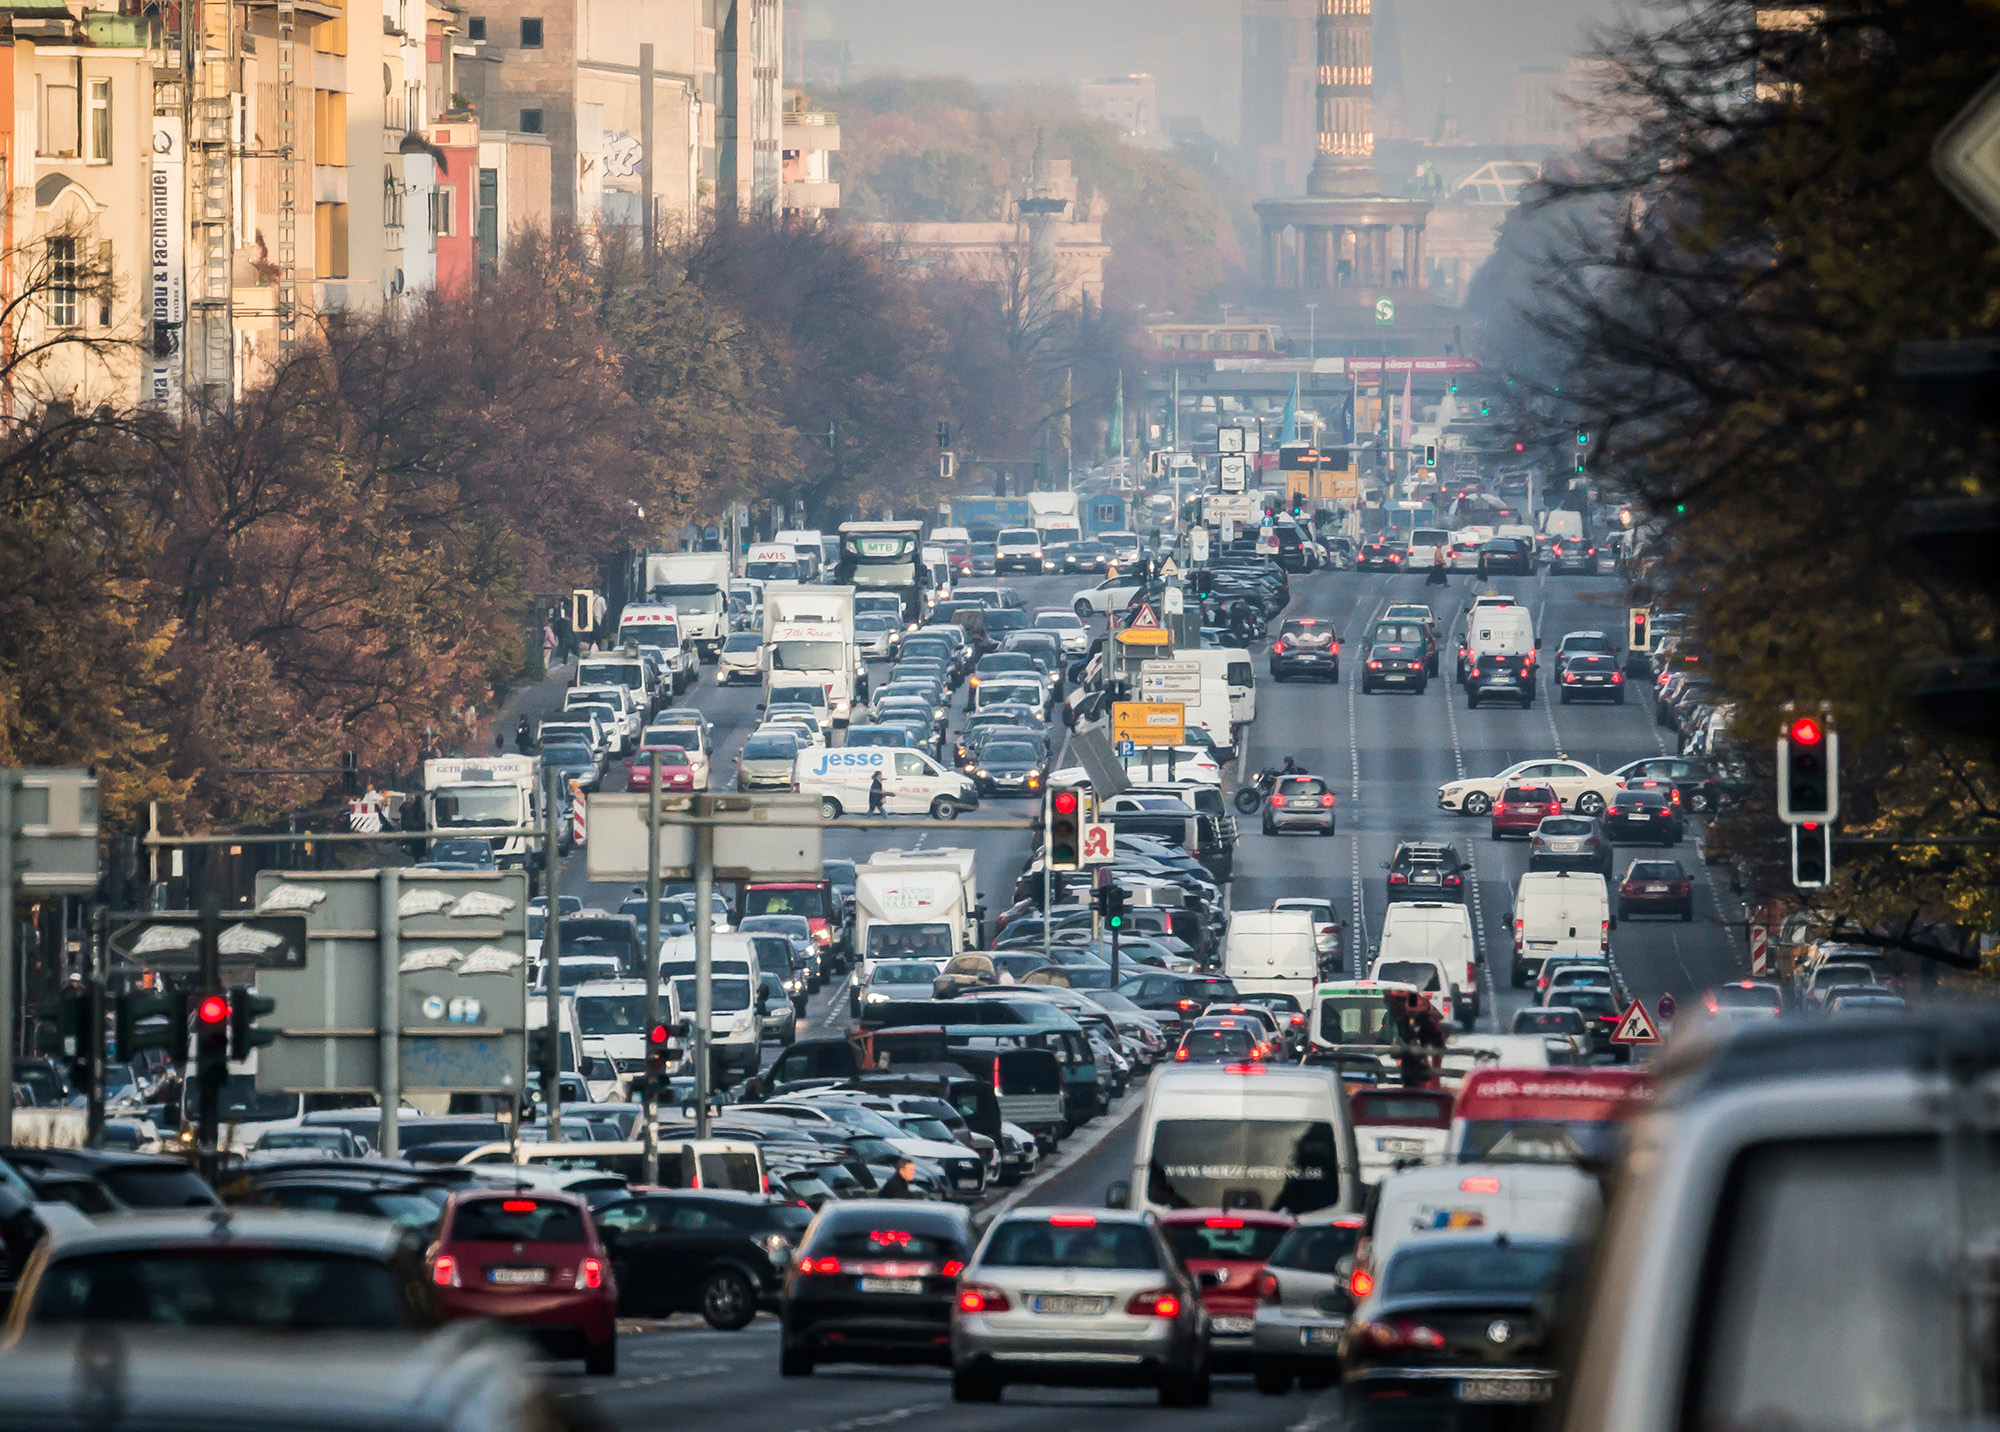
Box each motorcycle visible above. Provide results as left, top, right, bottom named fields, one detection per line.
left=1234, top=766, right=1285, bottom=814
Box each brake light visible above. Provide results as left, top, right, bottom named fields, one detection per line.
left=1205, top=1217, right=1245, bottom=1229
left=1367, top=659, right=1381, bottom=669
left=1320, top=794, right=1335, bottom=808
left=1350, top=1267, right=1375, bottom=1298
left=1359, top=1320, right=1447, bottom=1351
left=577, top=1257, right=604, bottom=1290
left=941, top=1260, right=965, bottom=1278
left=1611, top=672, right=1624, bottom=684
left=1601, top=919, right=1610, bottom=952
left=1563, top=672, right=1577, bottom=683
left=501, top=1199, right=537, bottom=1213
left=1126, top=1290, right=1181, bottom=1317
left=958, top=1285, right=1011, bottom=1313
left=1388, top=872, right=1406, bottom=883
left=1461, top=1176, right=1502, bottom=1193
left=1444, top=873, right=1462, bottom=885
left=869, top=1229, right=913, bottom=1246
left=1049, top=1214, right=1097, bottom=1226
left=1175, top=1047, right=1189, bottom=1060
left=1223, top=1063, right=1267, bottom=1075
left=432, top=1255, right=458, bottom=1287
left=1290, top=1013, right=1305, bottom=1026
left=1273, top=641, right=1285, bottom=654
left=797, top=1256, right=842, bottom=1275
left=1271, top=794, right=1285, bottom=808
left=1257, top=1270, right=1281, bottom=1303
left=1469, top=667, right=1480, bottom=679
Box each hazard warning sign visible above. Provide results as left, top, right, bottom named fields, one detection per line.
left=1128, top=603, right=1161, bottom=629
left=1610, top=998, right=1660, bottom=1045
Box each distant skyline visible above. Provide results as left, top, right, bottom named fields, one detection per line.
left=803, top=0, right=1619, bottom=149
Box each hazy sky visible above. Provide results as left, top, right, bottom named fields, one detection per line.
left=804, top=0, right=1620, bottom=146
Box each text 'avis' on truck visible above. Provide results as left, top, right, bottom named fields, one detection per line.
left=421, top=755, right=544, bottom=870
left=761, top=583, right=860, bottom=726
left=642, top=552, right=733, bottom=662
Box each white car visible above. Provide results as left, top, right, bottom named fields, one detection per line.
left=1071, top=574, right=1149, bottom=618
left=854, top=614, right=900, bottom=661
left=565, top=685, right=638, bottom=753
left=716, top=631, right=763, bottom=685
left=1436, top=758, right=1623, bottom=817
left=1033, top=609, right=1091, bottom=655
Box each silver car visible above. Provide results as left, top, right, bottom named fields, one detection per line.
left=950, top=1207, right=1212, bottom=1406
left=716, top=631, right=763, bottom=685
left=1250, top=1215, right=1365, bottom=1395
left=735, top=729, right=800, bottom=791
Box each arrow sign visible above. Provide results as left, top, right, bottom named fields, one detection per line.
left=1611, top=998, right=1661, bottom=1045
left=1935, top=69, right=2000, bottom=240
left=108, top=913, right=310, bottom=971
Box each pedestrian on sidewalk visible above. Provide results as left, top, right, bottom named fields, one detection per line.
left=552, top=610, right=574, bottom=665
left=515, top=715, right=533, bottom=754
left=868, top=770, right=886, bottom=817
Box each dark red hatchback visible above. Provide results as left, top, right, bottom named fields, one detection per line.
left=1159, top=1210, right=1296, bottom=1369
left=1490, top=784, right=1561, bottom=839
left=428, top=1189, right=618, bottom=1374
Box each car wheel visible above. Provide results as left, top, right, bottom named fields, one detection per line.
left=931, top=797, right=960, bottom=822
left=780, top=1345, right=814, bottom=1377
left=1511, top=965, right=1527, bottom=988
left=585, top=1338, right=618, bottom=1376
left=1560, top=692, right=1572, bottom=704
left=953, top=1366, right=1003, bottom=1403
left=1467, top=691, right=1480, bottom=710
left=1255, top=1364, right=1294, bottom=1396
left=1576, top=792, right=1607, bottom=815
left=701, top=1268, right=757, bottom=1330
left=819, top=797, right=842, bottom=820
left=1464, top=792, right=1492, bottom=816
left=1262, top=819, right=1276, bottom=835
left=1330, top=664, right=1340, bottom=683
left=1074, top=600, right=1094, bottom=620
left=1360, top=678, right=1374, bottom=694
left=1414, top=680, right=1428, bottom=695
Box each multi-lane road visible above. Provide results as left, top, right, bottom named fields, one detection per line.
left=528, top=555, right=1746, bottom=1429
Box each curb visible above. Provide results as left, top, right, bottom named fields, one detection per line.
left=971, top=1084, right=1147, bottom=1227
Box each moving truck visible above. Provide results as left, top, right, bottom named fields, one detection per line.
left=643, top=552, right=733, bottom=660
left=1027, top=491, right=1082, bottom=546
left=852, top=866, right=969, bottom=973
left=422, top=755, right=542, bottom=869
left=866, top=847, right=979, bottom=947
left=761, top=584, right=858, bottom=725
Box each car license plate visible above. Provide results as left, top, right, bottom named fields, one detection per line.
left=1386, top=674, right=1406, bottom=682
left=488, top=1267, right=548, bottom=1286
left=954, top=1176, right=980, bottom=1188
left=1301, top=1325, right=1341, bottom=1346
left=1457, top=1379, right=1553, bottom=1403
left=1212, top=1316, right=1255, bottom=1335
left=1414, top=871, right=1438, bottom=883
left=1584, top=675, right=1605, bottom=683
left=1490, top=677, right=1515, bottom=685
left=1628, top=813, right=1651, bottom=820
left=860, top=1277, right=925, bottom=1295
left=1644, top=883, right=1668, bottom=893
left=1029, top=1294, right=1110, bottom=1316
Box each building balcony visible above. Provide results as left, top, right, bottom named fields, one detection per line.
left=781, top=117, right=839, bottom=152
left=782, top=180, right=839, bottom=211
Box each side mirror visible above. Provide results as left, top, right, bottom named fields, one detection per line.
left=1104, top=1180, right=1130, bottom=1209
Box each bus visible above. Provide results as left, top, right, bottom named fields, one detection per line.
left=835, top=520, right=932, bottom=627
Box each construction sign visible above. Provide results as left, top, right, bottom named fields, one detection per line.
left=1611, top=998, right=1661, bottom=1045
left=1748, top=924, right=1768, bottom=976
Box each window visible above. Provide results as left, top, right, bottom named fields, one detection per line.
left=87, top=79, right=110, bottom=162
left=382, top=167, right=404, bottom=229
left=466, top=15, right=485, bottom=40
left=40, top=77, right=79, bottom=157
left=518, top=108, right=543, bottom=134
left=95, top=240, right=111, bottom=326
left=476, top=167, right=499, bottom=270
left=314, top=202, right=349, bottom=278
left=430, top=184, right=455, bottom=237
left=519, top=16, right=542, bottom=46
left=313, top=90, right=347, bottom=165
left=46, top=238, right=78, bottom=327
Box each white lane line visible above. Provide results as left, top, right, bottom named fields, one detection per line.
left=1442, top=657, right=1492, bottom=1023
left=789, top=1400, right=949, bottom=1432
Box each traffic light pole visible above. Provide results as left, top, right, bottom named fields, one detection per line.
left=196, top=880, right=222, bottom=1183
left=694, top=817, right=714, bottom=1139
left=0, top=775, right=13, bottom=1145
left=642, top=753, right=661, bottom=1186
left=86, top=907, right=106, bottom=1147
left=543, top=765, right=563, bottom=1143
left=1041, top=784, right=1052, bottom=967
left=377, top=868, right=402, bottom=1161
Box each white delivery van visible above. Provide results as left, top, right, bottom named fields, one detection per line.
left=745, top=543, right=808, bottom=584
left=1120, top=1064, right=1360, bottom=1219
left=794, top=745, right=977, bottom=821
left=571, top=978, right=664, bottom=1089
left=1223, top=910, right=1320, bottom=1007
left=1510, top=870, right=1612, bottom=988
left=773, top=529, right=826, bottom=583
left=1176, top=647, right=1258, bottom=725
left=1364, top=1162, right=1602, bottom=1272
left=1179, top=677, right=1239, bottom=763
left=657, top=934, right=763, bottom=1079
left=994, top=527, right=1045, bottom=575
left=865, top=847, right=979, bottom=947
left=1458, top=602, right=1537, bottom=683
left=1406, top=527, right=1453, bottom=569
left=1370, top=902, right=1480, bottom=1029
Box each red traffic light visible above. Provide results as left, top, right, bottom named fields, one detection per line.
left=1790, top=716, right=1823, bottom=746
left=1053, top=791, right=1078, bottom=816
left=197, top=995, right=229, bottom=1024
left=647, top=1022, right=670, bottom=1046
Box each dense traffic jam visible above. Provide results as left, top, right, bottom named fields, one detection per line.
left=0, top=459, right=1954, bottom=1432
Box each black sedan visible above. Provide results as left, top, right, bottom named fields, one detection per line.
left=971, top=740, right=1046, bottom=797
left=780, top=1200, right=973, bottom=1375
left=600, top=1191, right=814, bottom=1330
left=1270, top=617, right=1340, bottom=682
left=1061, top=541, right=1112, bottom=573
left=1356, top=538, right=1406, bottom=572
left=1342, top=1235, right=1568, bottom=1422
left=1556, top=653, right=1626, bottom=703
left=1546, top=537, right=1598, bottom=574
left=1603, top=788, right=1683, bottom=845
left=1476, top=537, right=1537, bottom=576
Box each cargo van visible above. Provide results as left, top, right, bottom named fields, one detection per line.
left=658, top=933, right=763, bottom=1078
left=1370, top=902, right=1480, bottom=1029
left=460, top=1138, right=766, bottom=1192
left=1458, top=601, right=1538, bottom=687
left=1116, top=1064, right=1360, bottom=1219
left=794, top=744, right=977, bottom=820
left=1224, top=911, right=1320, bottom=1007
left=1510, top=870, right=1612, bottom=987
left=1176, top=647, right=1258, bottom=725
left=1406, top=527, right=1452, bottom=568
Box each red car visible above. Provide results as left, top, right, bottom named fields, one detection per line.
left=1489, top=783, right=1561, bottom=839
left=626, top=746, right=695, bottom=793
left=428, top=1190, right=618, bottom=1374
left=1617, top=858, right=1694, bottom=920
left=1158, top=1210, right=1296, bottom=1368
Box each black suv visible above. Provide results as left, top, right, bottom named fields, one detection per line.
left=1385, top=841, right=1469, bottom=904
left=1356, top=538, right=1405, bottom=572
left=1476, top=536, right=1537, bottom=575
left=1464, top=650, right=1536, bottom=708
left=597, top=1190, right=815, bottom=1330
left=1270, top=617, right=1340, bottom=682
left=1114, top=972, right=1243, bottom=1036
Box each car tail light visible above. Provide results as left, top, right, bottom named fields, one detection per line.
left=1564, top=672, right=1578, bottom=683
left=1291, top=1013, right=1306, bottom=1026
left=1358, top=1320, right=1447, bottom=1351
left=1367, top=659, right=1382, bottom=670
left=1271, top=794, right=1285, bottom=808
left=1611, top=672, right=1624, bottom=684
left=1444, top=873, right=1462, bottom=886
left=1514, top=917, right=1524, bottom=948
left=1126, top=1289, right=1182, bottom=1317
left=1174, top=1047, right=1189, bottom=1060
left=1601, top=919, right=1611, bottom=952
left=1257, top=1270, right=1281, bottom=1303
left=432, top=1254, right=459, bottom=1288
left=1469, top=667, right=1481, bottom=679
left=958, top=1284, right=1011, bottom=1314
left=576, top=1257, right=604, bottom=1290
left=1461, top=1176, right=1502, bottom=1193
left=1177, top=998, right=1198, bottom=1011
left=941, top=1260, right=965, bottom=1278
left=1273, top=641, right=1285, bottom=654
left=798, top=1256, right=843, bottom=1275
left=1223, top=1063, right=1267, bottom=1075
left=1350, top=1267, right=1375, bottom=1299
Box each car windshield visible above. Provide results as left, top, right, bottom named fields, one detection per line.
left=872, top=962, right=940, bottom=984
left=1385, top=1242, right=1566, bottom=1297
left=1711, top=984, right=1783, bottom=1010
left=1628, top=862, right=1684, bottom=880
left=1317, top=995, right=1397, bottom=1046
left=1541, top=818, right=1595, bottom=836
left=673, top=977, right=751, bottom=1012
left=575, top=993, right=647, bottom=1036
left=983, top=1220, right=1159, bottom=1269
left=723, top=633, right=761, bottom=652
left=31, top=1251, right=412, bottom=1329
left=983, top=743, right=1039, bottom=764
left=743, top=735, right=798, bottom=760
left=1266, top=1222, right=1361, bottom=1272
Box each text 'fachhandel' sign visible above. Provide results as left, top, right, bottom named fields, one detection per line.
left=146, top=118, right=184, bottom=409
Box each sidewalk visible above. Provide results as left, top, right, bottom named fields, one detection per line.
left=479, top=655, right=578, bottom=754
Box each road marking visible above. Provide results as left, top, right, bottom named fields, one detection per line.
left=1441, top=653, right=1491, bottom=1023
left=789, top=1400, right=949, bottom=1432
left=974, top=1087, right=1146, bottom=1226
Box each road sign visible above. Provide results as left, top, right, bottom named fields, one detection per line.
left=1748, top=923, right=1768, bottom=976
left=1128, top=602, right=1161, bottom=630
left=1219, top=455, right=1247, bottom=492
left=108, top=913, right=310, bottom=971
left=253, top=869, right=530, bottom=1094
left=1189, top=528, right=1210, bottom=564
left=587, top=793, right=822, bottom=882
left=1374, top=296, right=1395, bottom=326
left=1079, top=822, right=1114, bottom=864
left=1935, top=69, right=2000, bottom=240
left=1656, top=993, right=1677, bottom=1023
left=1115, top=626, right=1173, bottom=647
left=1069, top=728, right=1134, bottom=797
left=1611, top=998, right=1660, bottom=1045
left=1139, top=659, right=1202, bottom=703
left=939, top=451, right=955, bottom=480
left=1163, top=587, right=1184, bottom=615
left=1112, top=701, right=1185, bottom=748
left=1218, top=425, right=1246, bottom=455
left=1116, top=739, right=1135, bottom=758
left=4, top=769, right=101, bottom=897
left=1158, top=555, right=1181, bottom=580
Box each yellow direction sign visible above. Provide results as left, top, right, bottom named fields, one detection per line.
left=1113, top=701, right=1184, bottom=747
left=1115, top=627, right=1173, bottom=647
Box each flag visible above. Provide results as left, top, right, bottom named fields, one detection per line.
left=1398, top=366, right=1413, bottom=450
left=1281, top=374, right=1299, bottom=444
left=1109, top=371, right=1125, bottom=459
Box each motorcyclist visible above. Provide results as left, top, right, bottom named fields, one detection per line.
left=1280, top=756, right=1300, bottom=776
